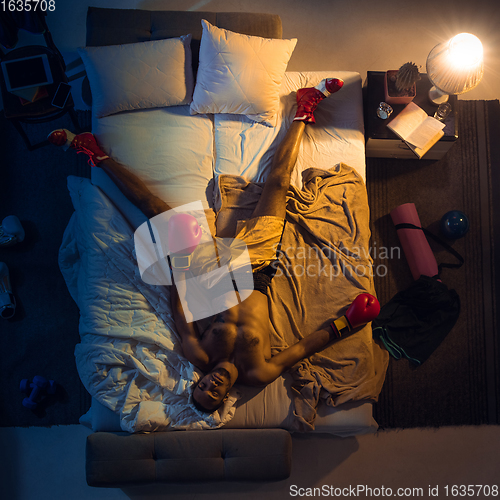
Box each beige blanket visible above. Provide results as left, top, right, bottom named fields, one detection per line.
left=215, top=164, right=389, bottom=431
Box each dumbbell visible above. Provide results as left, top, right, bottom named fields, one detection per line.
left=20, top=376, right=57, bottom=410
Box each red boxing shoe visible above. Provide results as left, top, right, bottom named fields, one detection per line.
left=71, top=133, right=110, bottom=167
left=294, top=78, right=344, bottom=124
left=48, top=129, right=110, bottom=167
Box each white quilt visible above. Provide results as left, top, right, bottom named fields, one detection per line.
left=59, top=176, right=237, bottom=432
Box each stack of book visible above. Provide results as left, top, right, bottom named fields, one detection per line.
left=10, top=86, right=49, bottom=105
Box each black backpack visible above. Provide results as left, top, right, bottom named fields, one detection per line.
left=372, top=222, right=464, bottom=366
left=372, top=275, right=460, bottom=366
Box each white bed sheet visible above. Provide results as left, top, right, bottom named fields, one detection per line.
left=90, top=71, right=365, bottom=225
left=214, top=71, right=366, bottom=187
left=92, top=105, right=215, bottom=211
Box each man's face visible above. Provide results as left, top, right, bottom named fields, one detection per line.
left=193, top=366, right=233, bottom=411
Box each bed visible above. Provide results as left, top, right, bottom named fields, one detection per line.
left=59, top=8, right=389, bottom=483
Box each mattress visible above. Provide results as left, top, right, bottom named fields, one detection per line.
left=77, top=70, right=378, bottom=434
left=81, top=374, right=378, bottom=437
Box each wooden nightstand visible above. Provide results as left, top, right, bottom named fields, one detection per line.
left=364, top=71, right=458, bottom=160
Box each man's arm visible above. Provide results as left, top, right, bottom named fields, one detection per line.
left=247, top=327, right=334, bottom=386
left=247, top=294, right=381, bottom=386
left=170, top=286, right=211, bottom=371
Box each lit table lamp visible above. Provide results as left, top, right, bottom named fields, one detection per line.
left=426, top=33, right=484, bottom=104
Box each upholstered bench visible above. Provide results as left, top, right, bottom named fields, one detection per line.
left=86, top=428, right=292, bottom=486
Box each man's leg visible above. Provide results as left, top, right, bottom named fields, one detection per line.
left=48, top=130, right=171, bottom=219
left=251, top=121, right=305, bottom=220
left=98, top=157, right=171, bottom=219
left=250, top=77, right=344, bottom=220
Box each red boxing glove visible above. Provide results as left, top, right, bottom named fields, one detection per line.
left=330, top=293, right=380, bottom=339
left=167, top=213, right=202, bottom=270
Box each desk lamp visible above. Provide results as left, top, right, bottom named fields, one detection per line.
left=426, top=33, right=484, bottom=104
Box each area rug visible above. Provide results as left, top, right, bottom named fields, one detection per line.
left=0, top=111, right=91, bottom=427
left=367, top=100, right=500, bottom=428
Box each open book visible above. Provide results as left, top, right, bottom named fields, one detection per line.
left=387, top=102, right=446, bottom=159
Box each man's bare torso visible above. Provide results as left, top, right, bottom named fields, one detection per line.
left=199, top=289, right=272, bottom=385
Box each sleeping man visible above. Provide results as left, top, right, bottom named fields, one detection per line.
left=49, top=78, right=379, bottom=414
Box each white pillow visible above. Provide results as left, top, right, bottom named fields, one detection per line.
left=79, top=35, right=194, bottom=118
left=190, top=20, right=297, bottom=127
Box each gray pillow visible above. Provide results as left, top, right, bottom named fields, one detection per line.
left=79, top=35, right=194, bottom=117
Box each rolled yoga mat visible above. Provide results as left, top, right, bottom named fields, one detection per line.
left=390, top=203, right=439, bottom=280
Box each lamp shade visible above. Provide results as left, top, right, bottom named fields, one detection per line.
left=426, top=33, right=484, bottom=95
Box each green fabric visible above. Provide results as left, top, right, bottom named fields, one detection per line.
left=372, top=276, right=460, bottom=366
